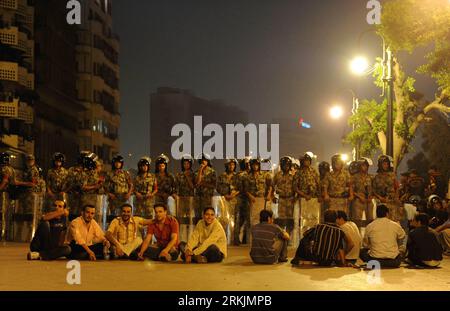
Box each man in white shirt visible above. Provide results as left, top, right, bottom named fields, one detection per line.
left=179, top=207, right=227, bottom=263
left=66, top=204, right=110, bottom=261
left=336, top=211, right=361, bottom=264
left=361, top=204, right=406, bottom=267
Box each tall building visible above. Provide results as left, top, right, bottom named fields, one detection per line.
left=34, top=0, right=85, bottom=172
left=0, top=0, right=35, bottom=169
left=76, top=0, right=120, bottom=170
left=150, top=87, right=249, bottom=173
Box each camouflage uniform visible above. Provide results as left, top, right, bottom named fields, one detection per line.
left=174, top=170, right=195, bottom=241
left=322, top=170, right=351, bottom=215
left=134, top=172, right=157, bottom=218
left=80, top=169, right=107, bottom=227
left=273, top=171, right=295, bottom=221
left=155, top=173, right=176, bottom=207
left=45, top=167, right=68, bottom=212
left=294, top=166, right=321, bottom=237
left=17, top=165, right=42, bottom=242
left=65, top=166, right=85, bottom=218
left=235, top=170, right=250, bottom=244
left=106, top=169, right=133, bottom=217
left=194, top=166, right=217, bottom=222
left=217, top=172, right=239, bottom=244
left=351, top=172, right=373, bottom=226
left=246, top=171, right=272, bottom=228
left=372, top=172, right=405, bottom=222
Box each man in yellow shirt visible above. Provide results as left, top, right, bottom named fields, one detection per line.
left=180, top=207, right=227, bottom=263
left=105, top=203, right=152, bottom=260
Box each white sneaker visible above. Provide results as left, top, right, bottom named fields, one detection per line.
left=27, top=252, right=41, bottom=260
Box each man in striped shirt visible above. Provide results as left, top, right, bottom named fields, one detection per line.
left=250, top=209, right=290, bottom=264
left=291, top=210, right=346, bottom=266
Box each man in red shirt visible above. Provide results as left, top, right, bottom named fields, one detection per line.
left=137, top=204, right=180, bottom=261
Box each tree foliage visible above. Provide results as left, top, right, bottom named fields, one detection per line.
left=346, top=0, right=450, bottom=169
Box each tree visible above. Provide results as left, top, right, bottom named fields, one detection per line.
left=346, top=0, right=450, bottom=169
left=407, top=110, right=450, bottom=181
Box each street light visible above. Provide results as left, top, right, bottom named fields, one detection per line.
left=350, top=56, right=370, bottom=76
left=351, top=29, right=394, bottom=158
left=330, top=89, right=360, bottom=161
left=329, top=105, right=344, bottom=120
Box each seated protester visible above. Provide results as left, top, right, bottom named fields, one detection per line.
left=435, top=218, right=450, bottom=256
left=66, top=204, right=110, bottom=261
left=361, top=204, right=406, bottom=268
left=137, top=204, right=180, bottom=261
left=250, top=209, right=290, bottom=264
left=27, top=200, right=71, bottom=260
left=105, top=203, right=152, bottom=260
left=427, top=195, right=448, bottom=229
left=180, top=207, right=227, bottom=263
left=336, top=211, right=361, bottom=264
left=406, top=213, right=443, bottom=267
left=291, top=210, right=348, bottom=266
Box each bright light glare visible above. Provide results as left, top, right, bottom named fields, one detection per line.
left=341, top=154, right=349, bottom=162
left=330, top=106, right=344, bottom=119
left=350, top=56, right=369, bottom=75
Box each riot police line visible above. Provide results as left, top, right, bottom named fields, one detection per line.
left=0, top=150, right=448, bottom=246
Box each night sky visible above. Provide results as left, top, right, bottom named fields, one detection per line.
left=113, top=0, right=436, bottom=170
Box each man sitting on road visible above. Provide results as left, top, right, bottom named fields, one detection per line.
left=291, top=210, right=349, bottom=266
left=137, top=204, right=180, bottom=261
left=105, top=203, right=152, bottom=260
left=180, top=207, right=227, bottom=263
left=360, top=204, right=406, bottom=268
left=27, top=200, right=71, bottom=260
left=66, top=204, right=110, bottom=261
left=250, top=209, right=289, bottom=264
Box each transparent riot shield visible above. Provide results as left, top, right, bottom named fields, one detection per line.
left=1, top=192, right=10, bottom=241
left=176, top=196, right=195, bottom=243
left=14, top=192, right=43, bottom=242
left=292, top=198, right=300, bottom=247
left=213, top=195, right=236, bottom=245
left=95, top=194, right=108, bottom=231
left=31, top=193, right=44, bottom=239
left=300, top=198, right=320, bottom=240
left=167, top=195, right=176, bottom=216
left=250, top=197, right=266, bottom=229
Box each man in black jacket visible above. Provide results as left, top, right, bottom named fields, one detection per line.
left=406, top=213, right=443, bottom=267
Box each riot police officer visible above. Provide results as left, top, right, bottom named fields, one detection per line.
left=45, top=152, right=68, bottom=212
left=351, top=158, right=374, bottom=228
left=294, top=153, right=321, bottom=238
left=154, top=154, right=176, bottom=209
left=245, top=158, right=273, bottom=230
left=372, top=155, right=405, bottom=222
left=134, top=157, right=157, bottom=218
left=322, top=154, right=353, bottom=215
left=174, top=154, right=195, bottom=241
left=217, top=158, right=239, bottom=244
left=194, top=153, right=217, bottom=224
left=106, top=155, right=133, bottom=220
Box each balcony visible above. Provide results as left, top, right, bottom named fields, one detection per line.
left=17, top=0, right=33, bottom=25
left=0, top=61, right=34, bottom=90
left=0, top=26, right=31, bottom=55
left=0, top=98, right=34, bottom=123
left=0, top=0, right=18, bottom=10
